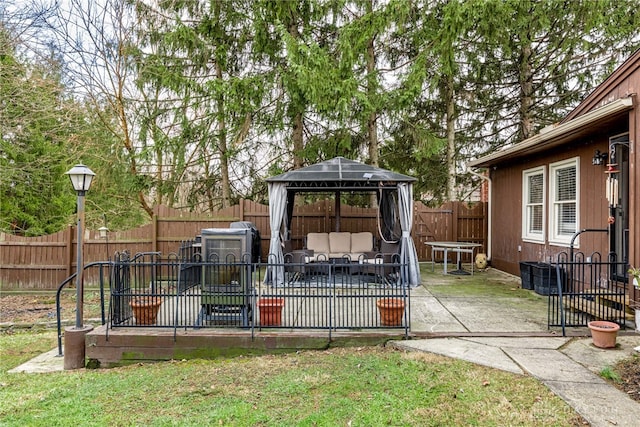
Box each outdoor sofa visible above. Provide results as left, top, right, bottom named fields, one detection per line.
left=284, top=232, right=400, bottom=283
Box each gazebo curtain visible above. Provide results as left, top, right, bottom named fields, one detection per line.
left=265, top=174, right=421, bottom=288
left=379, top=189, right=402, bottom=242
left=398, top=183, right=421, bottom=287
left=266, top=182, right=287, bottom=285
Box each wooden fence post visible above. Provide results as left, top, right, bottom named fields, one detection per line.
left=451, top=201, right=459, bottom=242
left=324, top=199, right=330, bottom=231
left=152, top=214, right=158, bottom=253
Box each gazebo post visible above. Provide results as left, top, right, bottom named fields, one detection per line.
left=335, top=191, right=341, bottom=232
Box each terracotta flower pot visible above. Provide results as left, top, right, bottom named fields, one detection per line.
left=376, top=298, right=405, bottom=326
left=258, top=298, right=285, bottom=326
left=588, top=320, right=620, bottom=348
left=130, top=296, right=162, bottom=325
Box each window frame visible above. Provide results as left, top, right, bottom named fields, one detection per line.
left=522, top=166, right=546, bottom=243
left=548, top=157, right=580, bottom=246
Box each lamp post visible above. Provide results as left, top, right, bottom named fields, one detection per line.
left=64, top=164, right=95, bottom=369
left=99, top=225, right=109, bottom=260
left=98, top=219, right=109, bottom=326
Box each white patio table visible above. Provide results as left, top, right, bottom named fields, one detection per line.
left=425, top=241, right=482, bottom=275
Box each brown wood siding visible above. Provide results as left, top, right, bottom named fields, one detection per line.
left=489, top=122, right=628, bottom=276
left=555, top=58, right=640, bottom=303
left=629, top=107, right=640, bottom=306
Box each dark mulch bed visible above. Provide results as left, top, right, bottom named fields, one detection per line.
left=612, top=354, right=640, bottom=402
left=0, top=292, right=103, bottom=325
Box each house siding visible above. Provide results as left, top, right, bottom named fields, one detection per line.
left=630, top=107, right=639, bottom=305
left=471, top=49, right=640, bottom=305
left=489, top=123, right=626, bottom=276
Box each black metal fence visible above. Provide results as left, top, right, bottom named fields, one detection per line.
left=548, top=251, right=630, bottom=335
left=105, top=250, right=410, bottom=337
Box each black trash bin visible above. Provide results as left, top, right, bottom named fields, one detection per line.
left=519, top=262, right=534, bottom=290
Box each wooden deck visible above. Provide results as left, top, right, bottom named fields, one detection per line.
left=85, top=325, right=405, bottom=368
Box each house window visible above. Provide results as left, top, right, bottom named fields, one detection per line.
left=549, top=158, right=579, bottom=245
left=522, top=167, right=545, bottom=242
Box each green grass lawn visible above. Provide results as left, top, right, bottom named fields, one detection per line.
left=421, top=264, right=545, bottom=299
left=0, top=330, right=584, bottom=426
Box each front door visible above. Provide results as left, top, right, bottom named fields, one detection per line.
left=609, top=133, right=629, bottom=279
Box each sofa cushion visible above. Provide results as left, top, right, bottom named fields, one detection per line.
left=307, top=232, right=330, bottom=256
left=351, top=232, right=373, bottom=254
left=329, top=232, right=352, bottom=256
left=304, top=231, right=378, bottom=262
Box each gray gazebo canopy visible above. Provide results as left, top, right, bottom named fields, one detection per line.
left=265, top=157, right=421, bottom=287
left=266, top=156, right=416, bottom=189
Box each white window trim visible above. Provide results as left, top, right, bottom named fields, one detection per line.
left=522, top=166, right=546, bottom=243
left=548, top=157, right=579, bottom=246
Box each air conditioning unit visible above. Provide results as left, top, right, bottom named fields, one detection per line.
left=197, top=228, right=254, bottom=327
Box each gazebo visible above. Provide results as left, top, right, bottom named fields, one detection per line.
left=264, top=157, right=421, bottom=287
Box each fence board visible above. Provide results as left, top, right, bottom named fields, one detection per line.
left=0, top=200, right=486, bottom=289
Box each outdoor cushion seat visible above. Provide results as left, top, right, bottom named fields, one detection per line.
left=356, top=241, right=401, bottom=280
left=305, top=231, right=374, bottom=262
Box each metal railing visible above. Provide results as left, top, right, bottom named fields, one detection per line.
left=104, top=251, right=410, bottom=339
left=56, top=261, right=109, bottom=356
left=54, top=249, right=409, bottom=356
left=549, top=251, right=629, bottom=335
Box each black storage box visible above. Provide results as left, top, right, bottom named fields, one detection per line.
left=530, top=262, right=564, bottom=295
left=519, top=262, right=534, bottom=290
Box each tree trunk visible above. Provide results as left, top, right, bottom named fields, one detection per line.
left=216, top=61, right=231, bottom=209
left=518, top=43, right=534, bottom=140
left=292, top=112, right=304, bottom=169
left=445, top=76, right=456, bottom=201
left=366, top=0, right=379, bottom=169
left=366, top=0, right=378, bottom=207
left=289, top=14, right=305, bottom=170
left=116, top=94, right=154, bottom=218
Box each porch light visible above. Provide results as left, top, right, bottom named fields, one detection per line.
left=592, top=150, right=607, bottom=166
left=99, top=219, right=110, bottom=262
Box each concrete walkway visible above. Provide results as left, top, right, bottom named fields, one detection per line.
left=8, top=348, right=63, bottom=374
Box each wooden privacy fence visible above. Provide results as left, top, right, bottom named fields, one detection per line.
left=0, top=200, right=487, bottom=289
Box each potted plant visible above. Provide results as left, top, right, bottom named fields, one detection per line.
left=257, top=297, right=285, bottom=326
left=587, top=320, right=620, bottom=348
left=628, top=266, right=640, bottom=289
left=129, top=288, right=162, bottom=325
left=376, top=298, right=405, bottom=326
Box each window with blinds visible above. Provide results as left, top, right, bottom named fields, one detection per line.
left=522, top=167, right=545, bottom=242
left=549, top=158, right=579, bottom=244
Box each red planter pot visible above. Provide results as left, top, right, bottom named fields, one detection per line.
left=129, top=297, right=162, bottom=325
left=258, top=298, right=285, bottom=326
left=376, top=298, right=405, bottom=326
left=588, top=320, right=620, bottom=348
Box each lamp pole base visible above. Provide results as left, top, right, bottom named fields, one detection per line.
left=64, top=325, right=94, bottom=370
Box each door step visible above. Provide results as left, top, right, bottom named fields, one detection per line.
left=563, top=289, right=632, bottom=321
